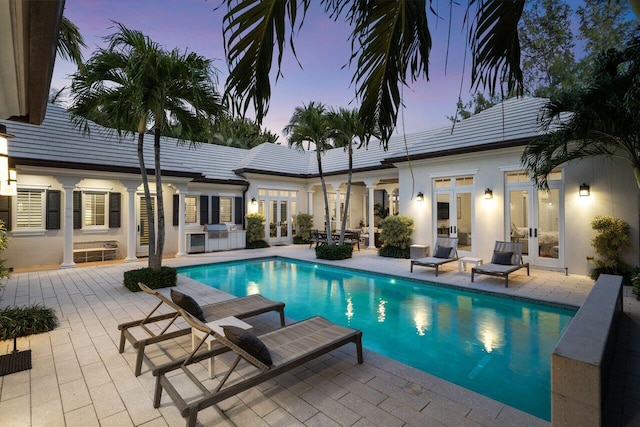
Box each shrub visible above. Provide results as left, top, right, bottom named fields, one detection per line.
left=0, top=305, right=57, bottom=346
left=633, top=273, right=640, bottom=300
left=123, top=266, right=177, bottom=292
left=246, top=240, right=270, bottom=249
left=0, top=220, right=10, bottom=292
left=316, top=244, right=353, bottom=260
left=378, top=215, right=414, bottom=258
left=379, top=245, right=410, bottom=259
left=589, top=216, right=632, bottom=284
left=293, top=236, right=307, bottom=244
left=295, top=213, right=313, bottom=242
left=246, top=213, right=269, bottom=249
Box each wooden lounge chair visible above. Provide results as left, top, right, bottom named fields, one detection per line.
left=152, top=309, right=363, bottom=427
left=471, top=241, right=530, bottom=287
left=118, top=283, right=286, bottom=376
left=410, top=237, right=459, bottom=276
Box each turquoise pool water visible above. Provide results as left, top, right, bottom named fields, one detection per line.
left=178, top=257, right=575, bottom=420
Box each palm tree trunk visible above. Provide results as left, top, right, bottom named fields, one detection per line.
left=137, top=131, right=157, bottom=269
left=152, top=127, right=165, bottom=270
left=339, top=141, right=353, bottom=245
left=318, top=150, right=333, bottom=244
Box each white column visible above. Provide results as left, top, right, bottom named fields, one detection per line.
left=367, top=185, right=376, bottom=249
left=176, top=191, right=186, bottom=257
left=334, top=191, right=341, bottom=231
left=307, top=188, right=314, bottom=214
left=125, top=187, right=138, bottom=262
left=60, top=184, right=76, bottom=268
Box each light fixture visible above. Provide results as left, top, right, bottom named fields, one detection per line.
left=0, top=169, right=17, bottom=197
left=250, top=197, right=257, bottom=205
left=484, top=188, right=493, bottom=199
left=416, top=192, right=424, bottom=202
left=579, top=183, right=590, bottom=197
left=0, top=124, right=15, bottom=196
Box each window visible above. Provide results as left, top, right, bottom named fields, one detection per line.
left=84, top=192, right=106, bottom=227
left=185, top=196, right=197, bottom=224
left=16, top=190, right=44, bottom=229
left=220, top=197, right=232, bottom=223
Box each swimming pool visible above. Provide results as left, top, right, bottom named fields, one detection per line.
left=178, top=257, right=575, bottom=420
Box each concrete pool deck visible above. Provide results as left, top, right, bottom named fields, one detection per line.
left=0, top=245, right=638, bottom=426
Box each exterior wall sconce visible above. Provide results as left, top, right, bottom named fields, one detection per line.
left=579, top=183, right=590, bottom=197
left=484, top=188, right=493, bottom=199
left=0, top=124, right=16, bottom=196
left=251, top=197, right=257, bottom=205
left=416, top=192, right=424, bottom=202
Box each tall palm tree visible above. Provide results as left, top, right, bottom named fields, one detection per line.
left=58, top=16, right=86, bottom=67
left=328, top=107, right=379, bottom=244
left=521, top=29, right=640, bottom=189
left=70, top=23, right=223, bottom=270
left=222, top=0, right=526, bottom=146
left=284, top=101, right=335, bottom=243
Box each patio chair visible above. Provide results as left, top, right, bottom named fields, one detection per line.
left=152, top=309, right=363, bottom=427
left=410, top=237, right=459, bottom=276
left=343, top=230, right=361, bottom=251
left=308, top=229, right=320, bottom=248
left=471, top=241, right=530, bottom=287
left=118, top=283, right=286, bottom=376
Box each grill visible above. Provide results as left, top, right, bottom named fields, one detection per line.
left=204, top=224, right=228, bottom=239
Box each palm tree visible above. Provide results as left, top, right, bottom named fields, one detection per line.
left=521, top=29, right=640, bottom=189
left=222, top=0, right=527, bottom=146
left=284, top=101, right=335, bottom=243
left=328, top=107, right=379, bottom=244
left=58, top=16, right=86, bottom=67
left=70, top=23, right=223, bottom=270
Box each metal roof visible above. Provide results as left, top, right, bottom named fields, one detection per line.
left=1, top=97, right=549, bottom=181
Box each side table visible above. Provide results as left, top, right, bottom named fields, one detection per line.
left=458, top=257, right=483, bottom=273
left=192, top=316, right=253, bottom=378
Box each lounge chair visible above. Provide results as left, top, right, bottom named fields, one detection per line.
left=471, top=241, right=530, bottom=287
left=152, top=309, right=363, bottom=427
left=118, top=283, right=286, bottom=376
left=410, top=237, right=459, bottom=276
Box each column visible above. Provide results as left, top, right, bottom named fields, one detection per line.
left=125, top=187, right=138, bottom=262
left=367, top=186, right=376, bottom=249
left=334, top=191, right=341, bottom=231
left=60, top=184, right=76, bottom=268
left=307, top=188, right=314, bottom=214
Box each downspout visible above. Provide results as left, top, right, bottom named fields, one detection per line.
left=242, top=183, right=250, bottom=230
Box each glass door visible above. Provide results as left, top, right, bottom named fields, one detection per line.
left=434, top=179, right=473, bottom=255
left=506, top=171, right=563, bottom=268
left=260, top=189, right=297, bottom=245
left=137, top=194, right=156, bottom=255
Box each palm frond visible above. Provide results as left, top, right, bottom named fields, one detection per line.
left=57, top=16, right=87, bottom=66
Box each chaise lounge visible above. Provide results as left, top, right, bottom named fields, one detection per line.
left=471, top=241, right=530, bottom=287
left=153, top=309, right=363, bottom=427
left=410, top=237, right=459, bottom=276
left=118, top=283, right=286, bottom=376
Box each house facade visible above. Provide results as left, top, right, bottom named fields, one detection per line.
left=0, top=98, right=636, bottom=276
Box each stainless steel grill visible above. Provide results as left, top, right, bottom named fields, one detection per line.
left=204, top=224, right=228, bottom=239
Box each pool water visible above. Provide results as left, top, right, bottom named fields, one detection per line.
left=178, top=257, right=575, bottom=420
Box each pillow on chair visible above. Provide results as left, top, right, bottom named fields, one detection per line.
left=170, top=290, right=205, bottom=321
left=223, top=325, right=273, bottom=366
left=434, top=246, right=452, bottom=258
left=492, top=251, right=514, bottom=265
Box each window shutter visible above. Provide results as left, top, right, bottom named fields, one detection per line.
left=46, top=190, right=61, bottom=230
left=173, top=194, right=179, bottom=226
left=199, top=195, right=209, bottom=225
left=109, top=192, right=121, bottom=228
left=234, top=197, right=243, bottom=225
left=211, top=196, right=220, bottom=223
left=0, top=196, right=11, bottom=230
left=73, top=191, right=81, bottom=229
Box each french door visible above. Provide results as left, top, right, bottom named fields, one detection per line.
left=258, top=189, right=297, bottom=245
left=433, top=176, right=474, bottom=255
left=506, top=171, right=564, bottom=268
left=136, top=194, right=156, bottom=255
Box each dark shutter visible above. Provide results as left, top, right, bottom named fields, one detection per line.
left=234, top=197, right=243, bottom=225
left=211, top=196, right=220, bottom=223
left=109, top=192, right=121, bottom=228
left=0, top=195, right=11, bottom=230
left=73, top=191, right=81, bottom=229
left=173, top=194, right=179, bottom=226
left=199, top=195, right=209, bottom=225
left=46, top=190, right=61, bottom=230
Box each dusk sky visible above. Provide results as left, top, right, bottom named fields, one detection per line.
left=51, top=0, right=588, bottom=141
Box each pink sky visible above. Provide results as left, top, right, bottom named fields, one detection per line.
left=51, top=1, right=498, bottom=140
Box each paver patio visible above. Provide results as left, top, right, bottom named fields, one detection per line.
left=0, top=245, right=638, bottom=426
